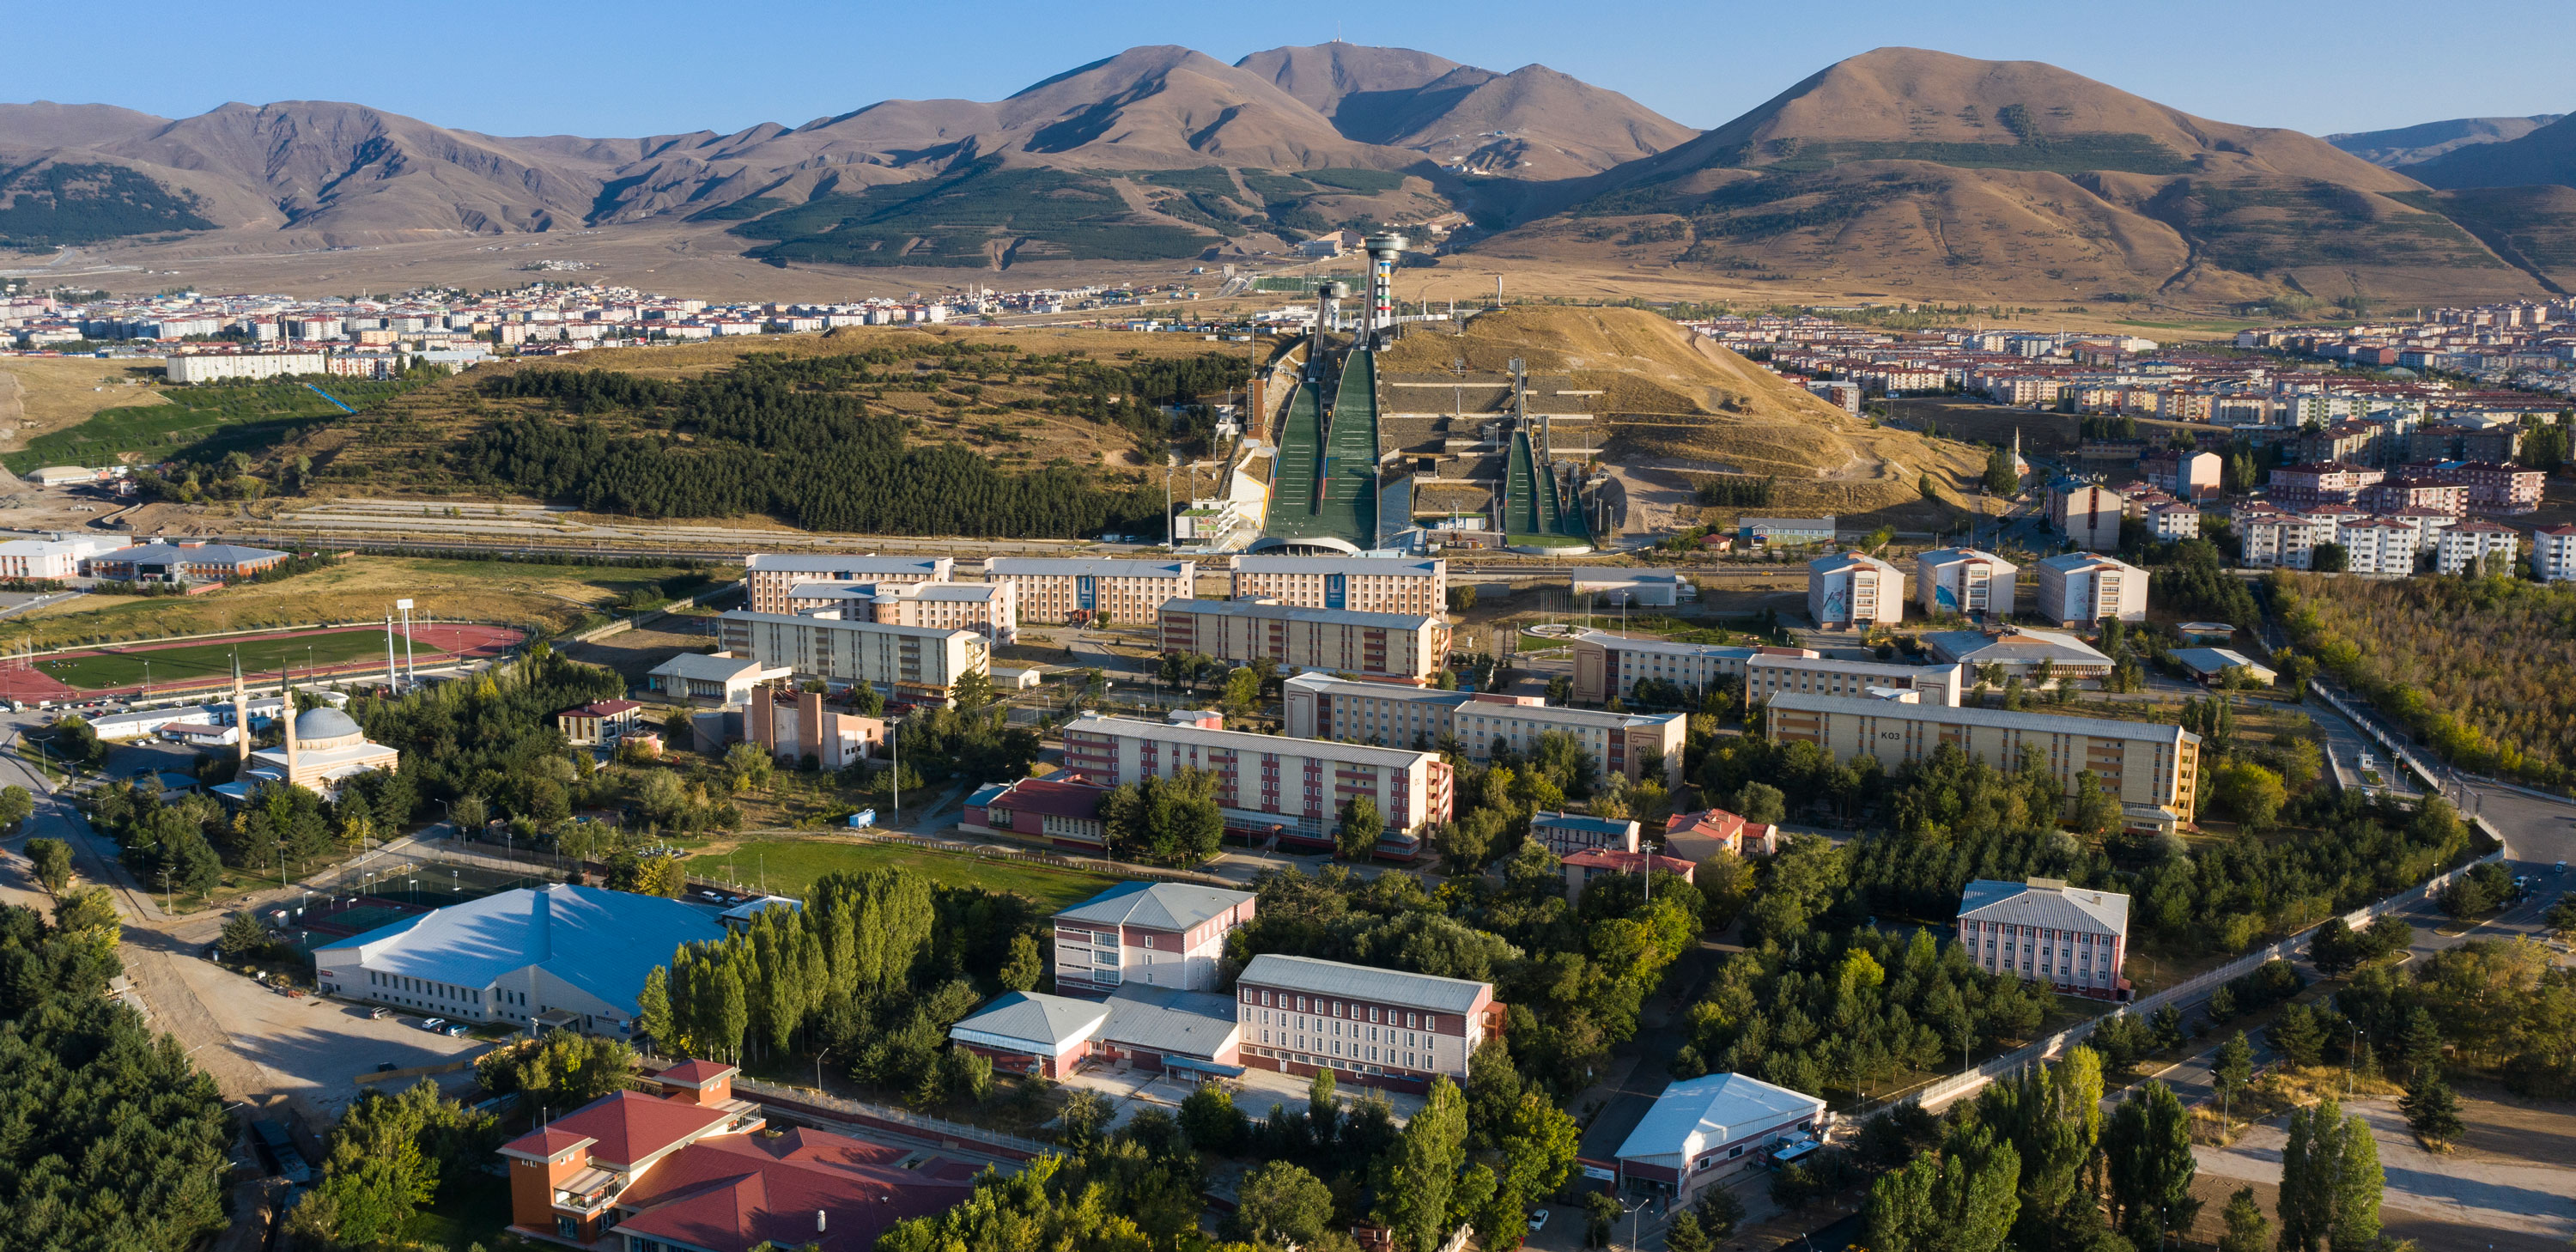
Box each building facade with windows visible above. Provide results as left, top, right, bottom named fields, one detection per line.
left=1058, top=713, right=1453, bottom=853
left=984, top=557, right=1194, bottom=626
left=1765, top=694, right=2199, bottom=830
left=1280, top=673, right=1686, bottom=787
left=2033, top=552, right=2147, bottom=626
left=717, top=611, right=987, bottom=704
left=1049, top=882, right=1255, bottom=996
left=1567, top=629, right=1762, bottom=705
left=744, top=554, right=951, bottom=615
left=1159, top=599, right=1449, bottom=684
left=1234, top=953, right=1503, bottom=1091
left=2537, top=525, right=2576, bottom=581
left=87, top=540, right=289, bottom=582
left=1915, top=548, right=2017, bottom=621
left=1957, top=877, right=2131, bottom=1000
left=780, top=580, right=1018, bottom=644
left=0, top=536, right=109, bottom=580
left=1226, top=556, right=1445, bottom=616
left=1745, top=654, right=1965, bottom=708
left=2437, top=520, right=2520, bottom=574
left=1807, top=552, right=1904, bottom=628
left=1529, top=811, right=1641, bottom=857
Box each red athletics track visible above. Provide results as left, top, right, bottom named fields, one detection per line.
left=0, top=623, right=525, bottom=705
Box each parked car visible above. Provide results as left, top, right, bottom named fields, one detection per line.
left=1528, top=1210, right=1550, bottom=1233
left=375, top=1062, right=398, bottom=1073
left=420, top=1018, right=447, bottom=1032
left=440, top=1023, right=469, bottom=1037
left=368, top=1006, right=391, bottom=1019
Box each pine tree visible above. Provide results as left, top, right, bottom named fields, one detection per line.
left=2104, top=1080, right=2198, bottom=1246
left=2213, top=1030, right=2255, bottom=1123
left=2331, top=1109, right=2381, bottom=1249
left=2401, top=1073, right=2464, bottom=1149
left=2398, top=1006, right=2443, bottom=1085
left=2216, top=1186, right=2269, bottom=1252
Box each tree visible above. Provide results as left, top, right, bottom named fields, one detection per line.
left=2212, top=762, right=2285, bottom=831
left=1984, top=444, right=2021, bottom=496
left=2400, top=1073, right=2464, bottom=1149
left=723, top=741, right=776, bottom=792
left=0, top=784, right=33, bottom=833
left=2104, top=1080, right=2198, bottom=1246
left=2267, top=1002, right=2325, bottom=1068
left=1733, top=781, right=1786, bottom=825
left=1374, top=1077, right=1467, bottom=1252
left=219, top=910, right=269, bottom=957
left=2069, top=770, right=2120, bottom=837
left=1305, top=1067, right=1340, bottom=1147
left=999, top=933, right=1043, bottom=992
left=1178, top=1081, right=1245, bottom=1155
left=2213, top=1030, right=2254, bottom=1122
left=2277, top=1096, right=2378, bottom=1252
left=2397, top=1006, right=2443, bottom=1085
left=1338, top=793, right=1383, bottom=862
left=23, top=837, right=71, bottom=892
left=1232, top=1161, right=1333, bottom=1247
left=2310, top=542, right=2348, bottom=574
left=2216, top=1187, right=2269, bottom=1252
left=951, top=667, right=997, bottom=712
left=2331, top=1106, right=2382, bottom=1249
left=1492, top=1091, right=1580, bottom=1230
left=638, top=964, right=674, bottom=1046
left=1867, top=1130, right=2020, bottom=1252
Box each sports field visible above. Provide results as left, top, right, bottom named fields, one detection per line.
left=36, top=629, right=440, bottom=690
left=688, top=836, right=1121, bottom=912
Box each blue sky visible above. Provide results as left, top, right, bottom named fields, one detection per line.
left=18, top=1, right=2573, bottom=140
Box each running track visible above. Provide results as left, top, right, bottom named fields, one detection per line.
left=0, top=623, right=525, bottom=703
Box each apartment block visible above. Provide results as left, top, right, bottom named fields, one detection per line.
left=1227, top=556, right=1445, bottom=616
left=1058, top=713, right=1453, bottom=853
left=1529, top=811, right=1641, bottom=857
left=163, top=352, right=329, bottom=383
left=1958, top=878, right=2131, bottom=1000
left=2233, top=506, right=2329, bottom=570
left=2033, top=552, right=2147, bottom=626
left=1568, top=629, right=1764, bottom=704
left=783, top=580, right=1018, bottom=644
left=2435, top=520, right=2518, bottom=574
left=1234, top=953, right=1502, bottom=1091
left=984, top=557, right=1194, bottom=626
left=1807, top=552, right=1905, bottom=628
left=2049, top=483, right=2125, bottom=551
left=1281, top=673, right=1687, bottom=787
left=744, top=554, right=951, bottom=614
left=2403, top=460, right=2545, bottom=515
left=1745, top=654, right=1965, bottom=708
left=1914, top=548, right=2018, bottom=620
left=2336, top=518, right=2426, bottom=575
left=1159, top=599, right=1449, bottom=684
left=1765, top=694, right=2199, bottom=830
left=716, top=611, right=987, bottom=704
left=2266, top=462, right=2383, bottom=511
left=2147, top=501, right=2202, bottom=541
left=2356, top=477, right=2469, bottom=520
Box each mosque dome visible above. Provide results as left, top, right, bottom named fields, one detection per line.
left=294, top=706, right=364, bottom=746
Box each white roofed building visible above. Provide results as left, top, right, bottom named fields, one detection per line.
left=1613, top=1073, right=1830, bottom=1203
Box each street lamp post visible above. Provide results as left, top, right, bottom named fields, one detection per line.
left=2348, top=1025, right=2366, bottom=1097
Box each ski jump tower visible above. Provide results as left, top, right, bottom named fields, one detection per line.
left=1362, top=233, right=1407, bottom=343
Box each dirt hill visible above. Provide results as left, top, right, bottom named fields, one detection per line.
left=1380, top=306, right=1991, bottom=530
left=1482, top=47, right=2549, bottom=307
left=2329, top=114, right=2566, bottom=167
left=2403, top=111, right=2576, bottom=190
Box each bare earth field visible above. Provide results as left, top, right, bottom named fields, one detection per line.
left=0, top=356, right=170, bottom=453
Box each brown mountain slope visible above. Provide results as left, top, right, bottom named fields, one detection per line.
left=2330, top=115, right=2565, bottom=168
left=0, top=102, right=165, bottom=149
left=1490, top=46, right=2543, bottom=306
left=2403, top=112, right=2576, bottom=190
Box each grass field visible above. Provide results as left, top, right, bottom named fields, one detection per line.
left=0, top=357, right=170, bottom=454
left=0, top=555, right=729, bottom=648
left=37, top=629, right=439, bottom=689
left=1, top=376, right=421, bottom=474
left=689, top=836, right=1121, bottom=912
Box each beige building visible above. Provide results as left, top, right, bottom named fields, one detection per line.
left=717, top=610, right=988, bottom=704
left=1281, top=673, right=1686, bottom=787
left=2050, top=483, right=2126, bottom=551
left=1234, top=954, right=1500, bottom=1092
left=782, top=580, right=1018, bottom=644
left=985, top=557, right=1194, bottom=626
left=1807, top=552, right=1905, bottom=628
left=1765, top=693, right=2200, bottom=830
left=1227, top=556, right=1445, bottom=617
left=2033, top=553, right=2148, bottom=626
left=1159, top=599, right=1449, bottom=684
left=1915, top=548, right=2018, bottom=621
left=1746, top=654, right=1965, bottom=708
left=744, top=683, right=885, bottom=769
left=1569, top=629, right=1762, bottom=704
left=1060, top=713, right=1453, bottom=853
left=744, top=554, right=951, bottom=614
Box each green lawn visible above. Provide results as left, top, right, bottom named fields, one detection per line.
left=39, top=629, right=440, bottom=689
left=690, top=837, right=1122, bottom=912
left=404, top=1171, right=513, bottom=1249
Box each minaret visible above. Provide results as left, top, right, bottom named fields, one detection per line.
left=231, top=658, right=251, bottom=773
left=280, top=672, right=300, bottom=787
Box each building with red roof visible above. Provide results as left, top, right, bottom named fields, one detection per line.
left=1562, top=848, right=1697, bottom=896
left=500, top=1061, right=974, bottom=1250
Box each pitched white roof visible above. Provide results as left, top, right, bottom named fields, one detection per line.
left=1958, top=878, right=2130, bottom=935
left=1238, top=953, right=1491, bottom=1013
left=1613, top=1073, right=1826, bottom=1165
left=1055, top=881, right=1252, bottom=933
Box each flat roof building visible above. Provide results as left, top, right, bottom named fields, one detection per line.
left=1234, top=953, right=1501, bottom=1091
left=744, top=554, right=951, bottom=615
left=1765, top=693, right=2199, bottom=830
left=1746, top=653, right=1965, bottom=708
left=645, top=651, right=790, bottom=704
left=1568, top=629, right=1764, bottom=706
left=2034, top=552, right=2148, bottom=626
left=1915, top=548, right=2018, bottom=621
left=1530, top=811, right=1640, bottom=857
left=88, top=540, right=289, bottom=582
left=1060, top=712, right=1453, bottom=856
left=1571, top=568, right=1683, bottom=608
left=781, top=580, right=1018, bottom=644
left=1958, top=877, right=2131, bottom=1000
left=1924, top=628, right=2114, bottom=683
left=983, top=557, right=1194, bottom=627
left=1160, top=599, right=1449, bottom=684
left=1282, top=672, right=1686, bottom=788
left=2172, top=647, right=2278, bottom=687
left=1227, top=556, right=1445, bottom=617
left=961, top=776, right=1108, bottom=850
left=950, top=986, right=1242, bottom=1080
left=314, top=884, right=725, bottom=1036
left=1807, top=552, right=1904, bottom=628
left=717, top=611, right=987, bottom=705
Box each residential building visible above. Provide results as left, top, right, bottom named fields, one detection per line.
left=1807, top=552, right=1904, bottom=628
left=961, top=777, right=1108, bottom=850
left=2033, top=553, right=2147, bottom=626
left=2147, top=501, right=2202, bottom=541
left=1914, top=548, right=2018, bottom=621
left=87, top=540, right=289, bottom=582
left=1226, top=556, right=1445, bottom=616
left=164, top=352, right=329, bottom=383
left=1281, top=673, right=1687, bottom=787
left=744, top=554, right=951, bottom=615
left=1564, top=848, right=1696, bottom=896
left=1234, top=953, right=1503, bottom=1091
left=949, top=987, right=1242, bottom=1079
left=1058, top=713, right=1453, bottom=854
left=1737, top=517, right=1837, bottom=549
left=2139, top=449, right=2222, bottom=500
left=1529, top=811, right=1640, bottom=857
left=1957, top=877, right=2131, bottom=1000
left=717, top=611, right=988, bottom=705
left=2427, top=461, right=2546, bottom=515
left=2337, top=517, right=2426, bottom=575
left=2537, top=525, right=2576, bottom=581
left=1924, top=628, right=2114, bottom=684
left=1613, top=1073, right=1831, bottom=1203
left=745, top=684, right=884, bottom=769
left=500, top=1061, right=972, bottom=1251
left=644, top=652, right=789, bottom=704
left=1567, top=629, right=1763, bottom=705
left=2437, top=520, right=2521, bottom=574
left=2172, top=648, right=2279, bottom=686
left=1048, top=882, right=1256, bottom=996
left=556, top=700, right=644, bottom=747
left=984, top=557, right=1194, bottom=626
left=781, top=580, right=1018, bottom=644
left=0, top=536, right=109, bottom=580
left=1158, top=599, right=1449, bottom=684
left=2357, top=477, right=2469, bottom=520
left=2049, top=483, right=2124, bottom=550
left=1662, top=809, right=1778, bottom=861
left=1745, top=654, right=1965, bottom=708
left=1571, top=568, right=1683, bottom=608
left=2266, top=462, right=2384, bottom=511
left=1766, top=695, right=2200, bottom=830
left=2234, top=506, right=2329, bottom=570
left=315, top=884, right=724, bottom=1034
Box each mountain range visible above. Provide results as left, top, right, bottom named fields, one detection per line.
left=3, top=44, right=2573, bottom=305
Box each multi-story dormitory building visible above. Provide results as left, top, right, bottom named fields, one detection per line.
left=1281, top=673, right=1686, bottom=787
left=1159, top=599, right=1449, bottom=684
left=1225, top=556, right=1445, bottom=616
left=1057, top=712, right=1454, bottom=856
